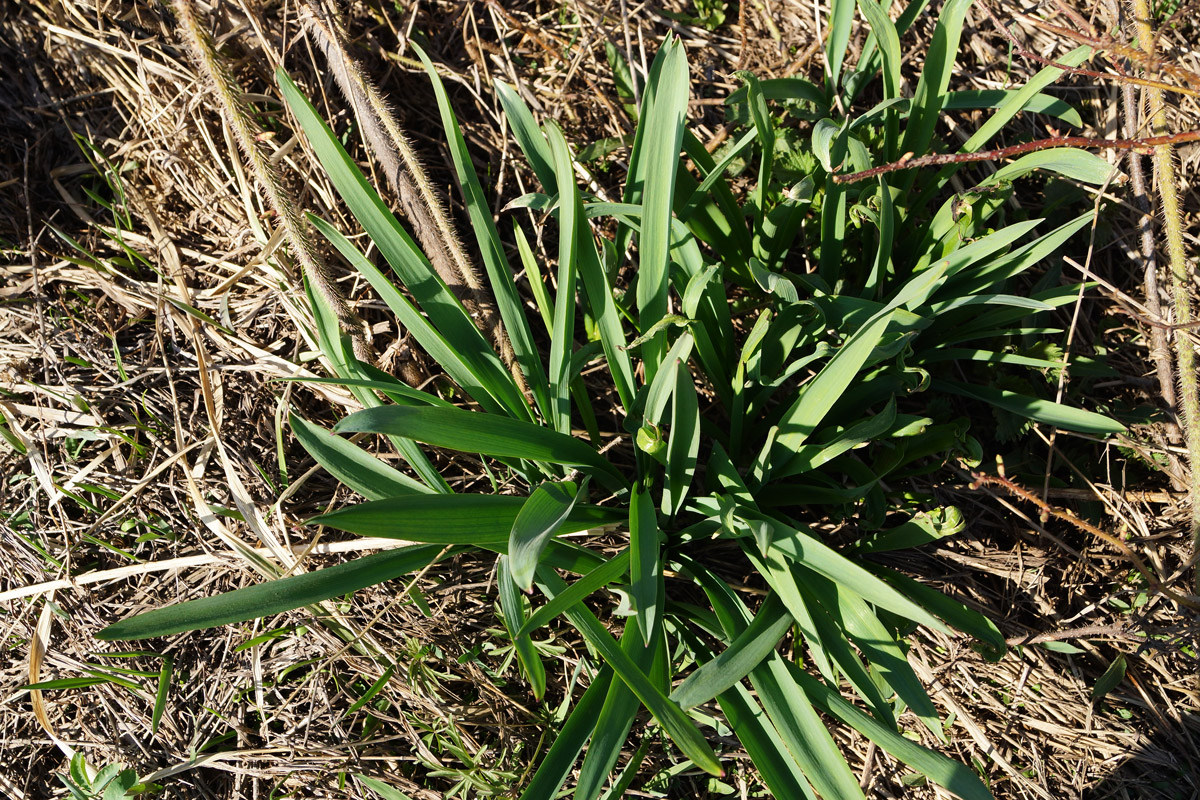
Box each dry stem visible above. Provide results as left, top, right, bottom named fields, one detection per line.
left=300, top=0, right=518, bottom=383
left=170, top=0, right=373, bottom=362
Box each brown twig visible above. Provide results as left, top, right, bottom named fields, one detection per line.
left=970, top=469, right=1200, bottom=610
left=831, top=128, right=1200, bottom=183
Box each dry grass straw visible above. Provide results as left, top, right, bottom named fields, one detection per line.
left=0, top=0, right=1196, bottom=797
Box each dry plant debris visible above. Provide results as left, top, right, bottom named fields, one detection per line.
left=1, top=0, right=1197, bottom=798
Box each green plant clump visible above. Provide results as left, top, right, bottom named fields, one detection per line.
left=99, top=1, right=1125, bottom=796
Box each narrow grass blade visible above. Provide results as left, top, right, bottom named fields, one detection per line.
left=716, top=684, right=818, bottom=799
left=898, top=0, right=974, bottom=171
left=746, top=512, right=952, bottom=635
left=546, top=121, right=580, bottom=435
left=494, top=81, right=556, bottom=190
left=520, top=666, right=615, bottom=800
left=856, top=0, right=901, bottom=100
left=291, top=413, right=431, bottom=500
left=663, top=359, right=700, bottom=517
left=151, top=654, right=172, bottom=735
left=784, top=660, right=992, bottom=800
left=412, top=45, right=549, bottom=417
left=577, top=223, right=636, bottom=411
left=807, top=570, right=943, bottom=740
left=303, top=276, right=447, bottom=492
left=98, top=545, right=450, bottom=640
left=309, top=215, right=510, bottom=418
left=872, top=566, right=1006, bottom=660
left=772, top=309, right=895, bottom=466
left=334, top=405, right=628, bottom=489
left=536, top=568, right=723, bottom=776
left=826, top=0, right=856, bottom=87
left=672, top=593, right=793, bottom=710
left=517, top=552, right=630, bottom=638
left=629, top=481, right=663, bottom=645
left=498, top=556, right=546, bottom=700
left=510, top=480, right=581, bottom=590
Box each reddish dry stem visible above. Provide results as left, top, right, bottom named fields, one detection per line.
left=832, top=128, right=1200, bottom=183
left=971, top=471, right=1200, bottom=609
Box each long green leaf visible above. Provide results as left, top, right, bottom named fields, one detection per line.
left=413, top=44, right=549, bottom=420
left=634, top=38, right=690, bottom=378
left=517, top=552, right=630, bottom=638
left=934, top=379, right=1125, bottom=434
left=291, top=413, right=431, bottom=500
left=672, top=593, right=794, bottom=710
left=784, top=660, right=993, bottom=800
left=577, top=620, right=658, bottom=799
left=498, top=556, right=546, bottom=699
left=510, top=480, right=581, bottom=590
left=663, top=359, right=700, bottom=517
left=309, top=494, right=620, bottom=543
left=334, top=406, right=628, bottom=489
left=546, top=121, right=580, bottom=435
left=536, top=568, right=723, bottom=776
left=773, top=309, right=895, bottom=466
left=98, top=545, right=450, bottom=641
left=277, top=70, right=527, bottom=419
left=520, top=665, right=615, bottom=800
left=746, top=512, right=953, bottom=635
left=629, top=481, right=663, bottom=645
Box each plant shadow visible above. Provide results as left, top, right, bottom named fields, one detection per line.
left=1085, top=710, right=1200, bottom=799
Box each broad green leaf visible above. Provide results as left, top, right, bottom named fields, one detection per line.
left=784, top=660, right=993, bottom=800
left=773, top=309, right=895, bottom=467
left=871, top=566, right=1006, bottom=660
left=715, top=684, right=818, bottom=800
left=986, top=148, right=1117, bottom=186
left=98, top=545, right=450, bottom=640
left=536, top=568, right=723, bottom=776
left=629, top=482, right=663, bottom=645
left=744, top=513, right=953, bottom=635
left=494, top=81, right=556, bottom=189
left=517, top=552, right=630, bottom=637
left=546, top=121, right=581, bottom=435
left=899, top=0, right=974, bottom=167
left=309, top=494, right=620, bottom=543
left=633, top=37, right=690, bottom=377
left=510, top=480, right=581, bottom=590
left=663, top=359, right=700, bottom=517
left=672, top=593, right=794, bottom=709
left=577, top=620, right=658, bottom=799
left=334, top=405, right=627, bottom=489
left=806, top=570, right=943, bottom=740
left=519, top=666, right=615, bottom=800
left=945, top=89, right=1083, bottom=126
left=934, top=379, right=1125, bottom=434
left=291, top=413, right=431, bottom=500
